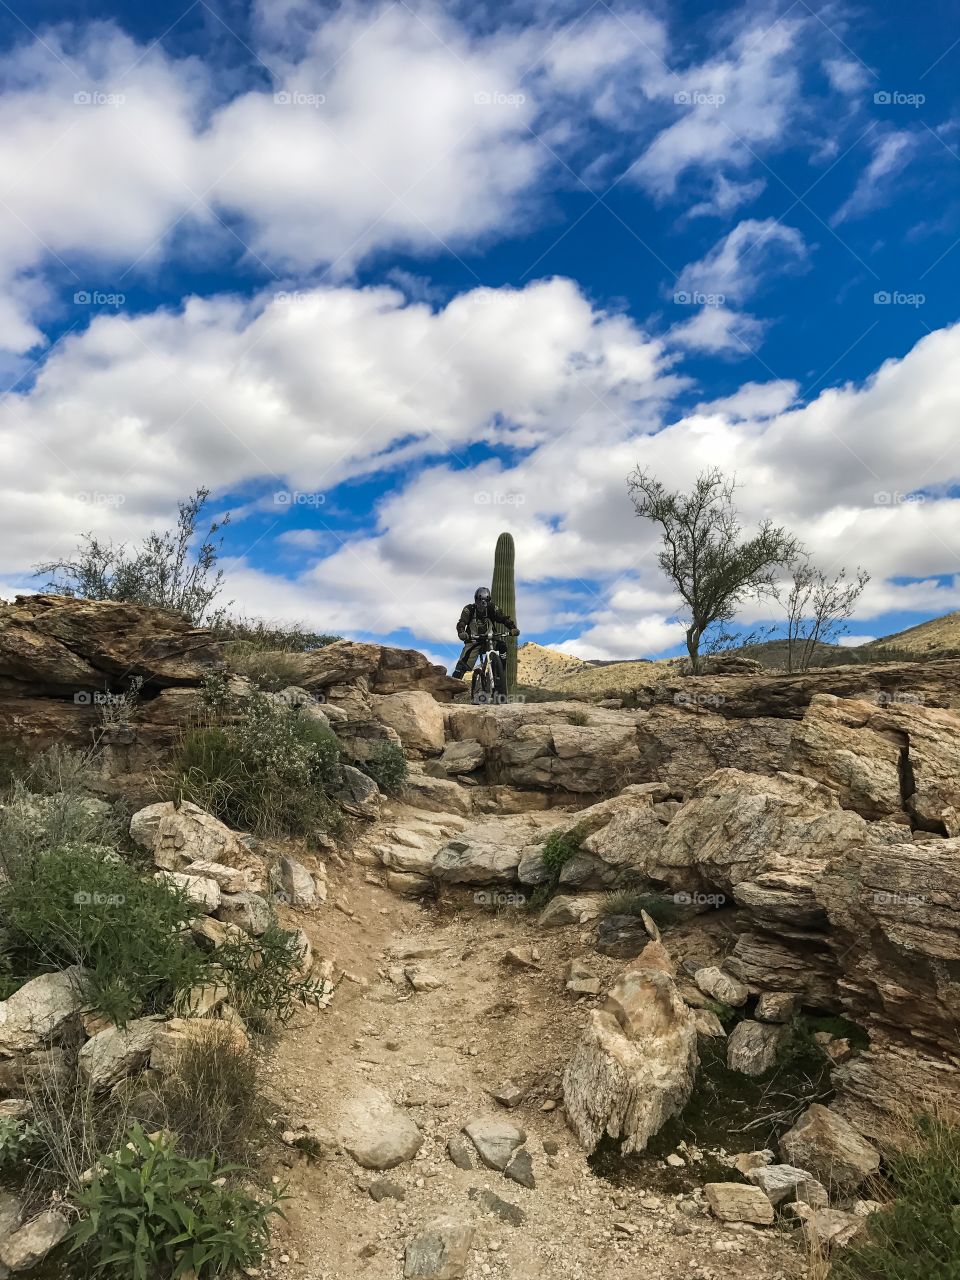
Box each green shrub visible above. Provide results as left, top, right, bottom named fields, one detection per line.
left=833, top=1113, right=960, bottom=1280
left=216, top=923, right=325, bottom=1031
left=0, top=844, right=208, bottom=1024
left=134, top=1026, right=264, bottom=1166
left=175, top=680, right=342, bottom=840
left=0, top=1115, right=41, bottom=1174
left=0, top=776, right=127, bottom=874
left=69, top=1124, right=282, bottom=1280
left=540, top=824, right=586, bottom=883
left=215, top=616, right=340, bottom=652
left=567, top=710, right=589, bottom=726
left=360, top=741, right=408, bottom=795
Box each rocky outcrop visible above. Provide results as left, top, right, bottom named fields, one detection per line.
left=433, top=813, right=563, bottom=885
left=779, top=1104, right=881, bottom=1193
left=562, top=966, right=698, bottom=1155
left=371, top=691, right=446, bottom=755
left=278, top=641, right=462, bottom=701
left=789, top=693, right=960, bottom=832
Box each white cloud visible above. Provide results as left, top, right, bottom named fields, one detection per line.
left=675, top=218, right=807, bottom=304
left=833, top=129, right=917, bottom=224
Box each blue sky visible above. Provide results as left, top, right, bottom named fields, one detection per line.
left=1, top=0, right=959, bottom=665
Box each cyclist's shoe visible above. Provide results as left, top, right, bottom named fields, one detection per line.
left=451, top=664, right=466, bottom=679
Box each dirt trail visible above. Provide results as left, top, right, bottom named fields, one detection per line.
left=265, top=801, right=803, bottom=1280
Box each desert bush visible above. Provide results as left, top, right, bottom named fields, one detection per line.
left=215, top=616, right=340, bottom=652
left=832, top=1113, right=960, bottom=1280
left=175, top=678, right=342, bottom=840
left=134, top=1025, right=264, bottom=1166
left=0, top=763, right=128, bottom=874
left=216, top=924, right=324, bottom=1031
left=541, top=824, right=586, bottom=882
left=597, top=888, right=685, bottom=928
left=69, top=1124, right=281, bottom=1280
left=0, top=844, right=208, bottom=1024
left=567, top=709, right=589, bottom=726
left=226, top=647, right=307, bottom=691
left=359, top=741, right=408, bottom=795
left=36, top=488, right=230, bottom=626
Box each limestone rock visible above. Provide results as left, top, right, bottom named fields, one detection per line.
left=746, top=1163, right=828, bottom=1208
left=151, top=802, right=245, bottom=872
left=78, top=1017, right=161, bottom=1089
left=726, top=1020, right=786, bottom=1076
left=562, top=968, right=698, bottom=1155
left=274, top=856, right=317, bottom=907
left=429, top=740, right=485, bottom=776
left=338, top=1087, right=423, bottom=1169
left=779, top=1104, right=880, bottom=1192
left=538, top=895, right=600, bottom=928
left=704, top=1183, right=775, bottom=1225
left=694, top=966, right=748, bottom=1007
left=463, top=1116, right=526, bottom=1172
left=0, top=1209, right=69, bottom=1272
left=181, top=860, right=252, bottom=894
left=401, top=770, right=472, bottom=816
left=338, top=765, right=382, bottom=819
left=279, top=640, right=463, bottom=701
left=129, top=801, right=175, bottom=851
left=755, top=991, right=799, bottom=1023
left=0, top=967, right=89, bottom=1055
left=691, top=1008, right=726, bottom=1038
left=155, top=871, right=221, bottom=913
left=216, top=892, right=272, bottom=936
left=372, top=691, right=446, bottom=754
left=404, top=1217, right=473, bottom=1279
left=433, top=813, right=559, bottom=885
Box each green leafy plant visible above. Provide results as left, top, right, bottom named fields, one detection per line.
left=216, top=924, right=324, bottom=1031
left=0, top=844, right=208, bottom=1024
left=360, top=741, right=408, bottom=795
left=832, top=1113, right=960, bottom=1280
left=175, top=678, right=342, bottom=839
left=69, top=1124, right=282, bottom=1280
left=0, top=1114, right=41, bottom=1173
left=541, top=824, right=586, bottom=882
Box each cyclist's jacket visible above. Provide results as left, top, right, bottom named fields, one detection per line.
left=457, top=601, right=516, bottom=642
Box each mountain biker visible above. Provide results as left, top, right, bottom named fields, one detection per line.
left=450, top=587, right=519, bottom=679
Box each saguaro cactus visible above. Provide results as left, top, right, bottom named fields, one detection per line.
left=492, top=531, right=517, bottom=695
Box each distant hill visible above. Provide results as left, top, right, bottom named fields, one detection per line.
left=516, top=610, right=960, bottom=697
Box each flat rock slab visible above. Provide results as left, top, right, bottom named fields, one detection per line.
left=704, top=1183, right=775, bottom=1225
left=339, top=1087, right=424, bottom=1170
left=747, top=1163, right=828, bottom=1208
left=694, top=966, right=749, bottom=1007
left=779, top=1103, right=880, bottom=1193
left=463, top=1117, right=526, bottom=1171
left=470, top=1188, right=526, bottom=1226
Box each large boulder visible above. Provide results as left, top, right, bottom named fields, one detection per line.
left=0, top=967, right=89, bottom=1055
left=371, top=691, right=445, bottom=755
left=148, top=802, right=246, bottom=872
left=278, top=641, right=462, bottom=700
left=779, top=1104, right=881, bottom=1193
left=562, top=966, right=698, bottom=1155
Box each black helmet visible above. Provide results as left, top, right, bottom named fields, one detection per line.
left=474, top=586, right=491, bottom=616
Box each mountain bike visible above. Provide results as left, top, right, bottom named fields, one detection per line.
left=469, top=622, right=508, bottom=704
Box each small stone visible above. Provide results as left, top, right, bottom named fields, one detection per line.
left=542, top=1138, right=560, bottom=1155
left=755, top=991, right=798, bottom=1023
left=470, top=1188, right=526, bottom=1227
left=566, top=977, right=602, bottom=996
left=369, top=1179, right=406, bottom=1202
left=666, top=1153, right=685, bottom=1168
left=731, top=1150, right=775, bottom=1176
left=502, top=948, right=540, bottom=970
left=490, top=1080, right=524, bottom=1108
left=447, top=1137, right=473, bottom=1170
left=504, top=1148, right=535, bottom=1189
left=726, top=1020, right=786, bottom=1076
left=463, top=1117, right=526, bottom=1171
left=704, top=1184, right=775, bottom=1226
left=404, top=1217, right=473, bottom=1279
left=405, top=966, right=444, bottom=992
left=747, top=1164, right=828, bottom=1208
